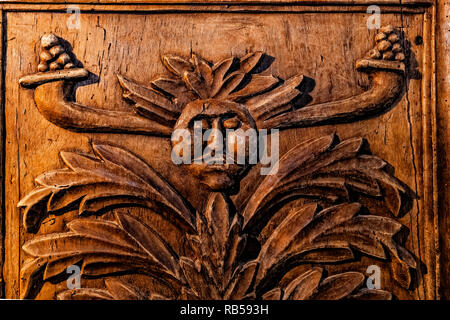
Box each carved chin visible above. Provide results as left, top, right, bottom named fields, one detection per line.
left=200, top=172, right=236, bottom=191
left=186, top=163, right=247, bottom=191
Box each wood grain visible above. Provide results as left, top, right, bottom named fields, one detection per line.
left=436, top=0, right=449, bottom=300
left=0, top=1, right=444, bottom=300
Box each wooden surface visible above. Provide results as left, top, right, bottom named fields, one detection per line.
left=436, top=0, right=449, bottom=300
left=0, top=0, right=436, bottom=4
left=0, top=0, right=446, bottom=300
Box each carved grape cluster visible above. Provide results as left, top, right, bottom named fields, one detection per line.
left=38, top=34, right=77, bottom=72
left=367, top=25, right=405, bottom=62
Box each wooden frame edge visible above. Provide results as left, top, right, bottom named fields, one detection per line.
left=436, top=0, right=449, bottom=300
left=0, top=8, right=5, bottom=300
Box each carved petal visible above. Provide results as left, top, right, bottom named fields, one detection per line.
left=255, top=200, right=415, bottom=292
left=67, top=218, right=144, bottom=252
left=239, top=51, right=265, bottom=73
left=115, top=212, right=182, bottom=278
left=93, top=144, right=193, bottom=224
left=117, top=75, right=180, bottom=122
left=229, top=75, right=280, bottom=101
left=317, top=154, right=406, bottom=216
left=44, top=255, right=83, bottom=280
left=243, top=134, right=407, bottom=231
left=257, top=203, right=317, bottom=281
left=246, top=75, right=305, bottom=121
left=190, top=193, right=247, bottom=293
left=309, top=272, right=364, bottom=300
left=105, top=278, right=148, bottom=300
left=22, top=232, right=142, bottom=258
left=283, top=267, right=323, bottom=300
left=162, top=54, right=194, bottom=76
left=211, top=57, right=239, bottom=95
left=317, top=215, right=416, bottom=268
left=213, top=72, right=246, bottom=99
left=262, top=287, right=283, bottom=300
left=261, top=269, right=390, bottom=300
left=19, top=186, right=55, bottom=231
left=243, top=134, right=335, bottom=230
left=223, top=217, right=247, bottom=286
left=202, top=193, right=232, bottom=271
left=179, top=257, right=220, bottom=299
left=183, top=71, right=209, bottom=99
left=57, top=288, right=114, bottom=300
left=151, top=77, right=196, bottom=105
left=20, top=258, right=47, bottom=299
left=350, top=288, right=392, bottom=300
left=192, top=53, right=213, bottom=88
left=224, top=261, right=258, bottom=300
left=255, top=203, right=360, bottom=286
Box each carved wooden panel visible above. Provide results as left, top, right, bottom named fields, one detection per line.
left=0, top=0, right=446, bottom=300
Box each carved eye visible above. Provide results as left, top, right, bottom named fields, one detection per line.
left=223, top=117, right=241, bottom=129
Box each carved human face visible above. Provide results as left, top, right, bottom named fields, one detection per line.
left=172, top=99, right=256, bottom=191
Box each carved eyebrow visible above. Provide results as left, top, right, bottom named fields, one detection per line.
left=188, top=112, right=241, bottom=127
left=188, top=115, right=209, bottom=128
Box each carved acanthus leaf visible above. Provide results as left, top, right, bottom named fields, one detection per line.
left=265, top=268, right=393, bottom=300
left=18, top=142, right=195, bottom=233
left=186, top=193, right=247, bottom=295
left=57, top=288, right=114, bottom=300
left=56, top=268, right=392, bottom=301
left=57, top=278, right=168, bottom=300
left=243, top=133, right=407, bottom=233
left=117, top=75, right=182, bottom=127
left=254, top=202, right=416, bottom=293
left=20, top=212, right=184, bottom=299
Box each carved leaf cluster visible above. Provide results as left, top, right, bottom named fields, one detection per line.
left=57, top=278, right=162, bottom=300
left=20, top=137, right=416, bottom=299
left=254, top=202, right=415, bottom=294
left=181, top=193, right=252, bottom=299
left=243, top=133, right=407, bottom=234
left=18, top=143, right=195, bottom=233
left=118, top=52, right=312, bottom=126
left=162, top=52, right=277, bottom=101
left=20, top=212, right=185, bottom=299
left=261, top=269, right=392, bottom=300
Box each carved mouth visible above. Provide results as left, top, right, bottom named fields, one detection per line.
left=202, top=163, right=242, bottom=172
left=186, top=162, right=245, bottom=177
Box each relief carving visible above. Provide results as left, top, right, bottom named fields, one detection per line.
left=18, top=26, right=417, bottom=300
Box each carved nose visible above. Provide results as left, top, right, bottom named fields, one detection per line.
left=211, top=118, right=223, bottom=132
left=204, top=118, right=224, bottom=159
left=205, top=118, right=224, bottom=145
